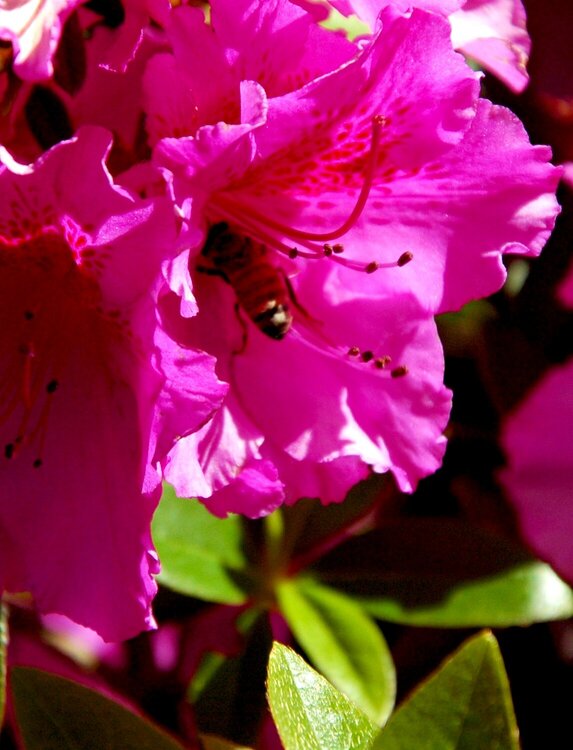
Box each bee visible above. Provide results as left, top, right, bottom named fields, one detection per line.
left=198, top=222, right=293, bottom=340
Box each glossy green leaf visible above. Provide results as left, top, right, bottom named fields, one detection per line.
left=0, top=603, right=7, bottom=726
left=315, top=519, right=573, bottom=627
left=277, top=578, right=395, bottom=724
left=11, top=667, right=184, bottom=750
left=152, top=484, right=252, bottom=604
left=358, top=561, right=573, bottom=627
left=372, top=631, right=519, bottom=750
left=267, top=643, right=378, bottom=750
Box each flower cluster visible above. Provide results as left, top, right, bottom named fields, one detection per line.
left=0, top=0, right=561, bottom=639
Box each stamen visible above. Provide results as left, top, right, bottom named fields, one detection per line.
left=211, top=145, right=412, bottom=276
left=214, top=113, right=385, bottom=243
left=391, top=365, right=409, bottom=378
left=375, top=356, right=392, bottom=369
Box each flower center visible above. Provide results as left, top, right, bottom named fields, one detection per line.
left=210, top=115, right=413, bottom=273
left=0, top=227, right=105, bottom=467
left=201, top=116, right=411, bottom=375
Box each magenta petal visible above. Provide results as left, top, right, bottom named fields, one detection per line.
left=151, top=328, right=228, bottom=464
left=200, top=458, right=285, bottom=519
left=0, top=128, right=184, bottom=640
left=451, top=0, right=530, bottom=93
left=0, top=0, right=83, bottom=81
left=329, top=0, right=465, bottom=26
left=0, top=362, right=160, bottom=642
left=338, top=98, right=561, bottom=313
left=501, top=360, right=573, bottom=585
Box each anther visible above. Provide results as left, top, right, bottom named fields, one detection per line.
left=289, top=248, right=298, bottom=259
left=5, top=443, right=14, bottom=459
left=391, top=365, right=409, bottom=378
left=365, top=262, right=379, bottom=274
left=332, top=244, right=344, bottom=254
left=375, top=356, right=392, bottom=369
left=361, top=350, right=374, bottom=362
left=348, top=346, right=360, bottom=357
left=24, top=310, right=35, bottom=320
left=46, top=379, right=59, bottom=394
left=33, top=458, right=42, bottom=469
left=323, top=244, right=333, bottom=257
left=397, top=251, right=413, bottom=267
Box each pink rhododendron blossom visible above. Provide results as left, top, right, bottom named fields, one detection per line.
left=328, top=0, right=530, bottom=92
left=0, top=0, right=84, bottom=80
left=501, top=359, right=573, bottom=585
left=145, top=3, right=476, bottom=514
left=0, top=127, right=226, bottom=640
left=143, top=0, right=559, bottom=516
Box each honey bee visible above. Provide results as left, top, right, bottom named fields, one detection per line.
left=198, top=222, right=293, bottom=340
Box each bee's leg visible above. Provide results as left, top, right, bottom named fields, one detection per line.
left=231, top=302, right=250, bottom=355
left=279, top=268, right=314, bottom=321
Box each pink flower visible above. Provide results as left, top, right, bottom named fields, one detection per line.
left=0, top=0, right=84, bottom=81
left=500, top=359, right=573, bottom=585
left=327, top=0, right=531, bottom=92
left=0, top=127, right=226, bottom=640
left=146, top=1, right=558, bottom=516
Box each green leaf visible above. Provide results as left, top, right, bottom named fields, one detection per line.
left=0, top=602, right=7, bottom=726
left=277, top=578, right=395, bottom=724
left=152, top=483, right=252, bottom=604
left=11, top=667, right=184, bottom=750
left=372, top=631, right=519, bottom=750
left=267, top=643, right=378, bottom=750
left=315, top=519, right=573, bottom=627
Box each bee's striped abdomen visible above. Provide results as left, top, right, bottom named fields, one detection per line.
left=201, top=222, right=293, bottom=340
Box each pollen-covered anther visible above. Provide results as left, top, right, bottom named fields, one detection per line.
left=348, top=346, right=360, bottom=357
left=397, top=251, right=413, bottom=267
left=374, top=356, right=392, bottom=369
left=361, top=350, right=374, bottom=363
left=289, top=248, right=298, bottom=259
left=391, top=365, right=409, bottom=378
left=365, top=261, right=379, bottom=274
left=323, top=243, right=345, bottom=258
left=373, top=114, right=388, bottom=128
